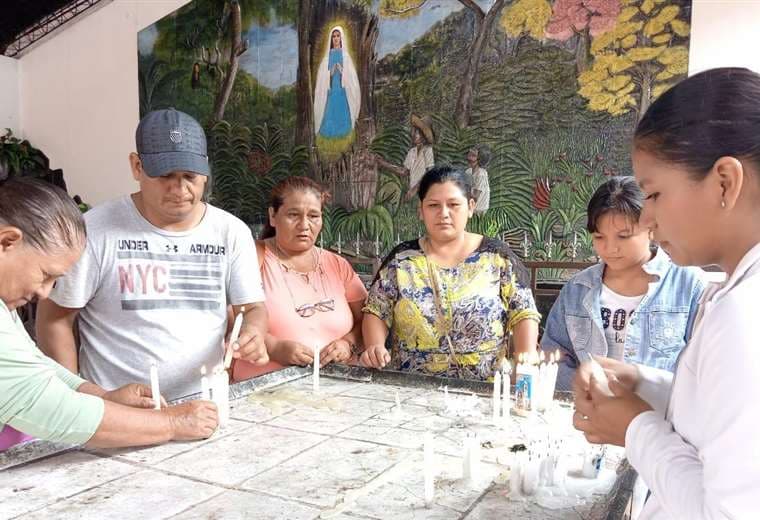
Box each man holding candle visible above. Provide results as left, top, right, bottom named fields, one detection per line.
left=35, top=109, right=269, bottom=400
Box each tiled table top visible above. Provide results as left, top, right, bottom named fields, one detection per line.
left=0, top=366, right=635, bottom=520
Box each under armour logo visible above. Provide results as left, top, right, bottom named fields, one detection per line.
left=165, top=244, right=179, bottom=253
left=169, top=129, right=182, bottom=143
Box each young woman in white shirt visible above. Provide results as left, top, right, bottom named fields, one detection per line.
left=572, top=67, right=760, bottom=519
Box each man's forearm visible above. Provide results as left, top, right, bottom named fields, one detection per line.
left=240, top=302, right=267, bottom=335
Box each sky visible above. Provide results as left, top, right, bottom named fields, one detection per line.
left=139, top=1, right=494, bottom=90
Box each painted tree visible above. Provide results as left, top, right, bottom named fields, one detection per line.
left=380, top=0, right=509, bottom=128
left=500, top=0, right=552, bottom=56
left=155, top=0, right=297, bottom=122
left=544, top=0, right=621, bottom=73
left=577, top=0, right=690, bottom=117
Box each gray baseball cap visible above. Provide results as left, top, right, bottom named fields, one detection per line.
left=136, top=108, right=210, bottom=178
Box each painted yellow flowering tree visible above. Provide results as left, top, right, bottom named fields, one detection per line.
left=501, top=0, right=552, bottom=44
left=577, top=0, right=690, bottom=117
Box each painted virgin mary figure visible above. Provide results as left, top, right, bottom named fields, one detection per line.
left=314, top=26, right=360, bottom=158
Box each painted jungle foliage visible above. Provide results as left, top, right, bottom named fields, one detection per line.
left=139, top=0, right=691, bottom=265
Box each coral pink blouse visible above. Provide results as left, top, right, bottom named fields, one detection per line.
left=232, top=244, right=367, bottom=381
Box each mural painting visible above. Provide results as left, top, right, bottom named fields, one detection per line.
left=139, top=0, right=692, bottom=269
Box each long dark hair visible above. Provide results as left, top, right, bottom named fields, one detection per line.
left=635, top=67, right=760, bottom=180
left=260, top=176, right=330, bottom=239
left=0, top=178, right=86, bottom=252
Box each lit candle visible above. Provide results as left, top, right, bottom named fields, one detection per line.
left=150, top=361, right=160, bottom=410
left=200, top=365, right=210, bottom=400
left=313, top=344, right=320, bottom=393
left=224, top=306, right=245, bottom=369
left=492, top=370, right=501, bottom=424
left=337, top=233, right=342, bottom=254
left=536, top=353, right=547, bottom=412
left=423, top=431, right=435, bottom=506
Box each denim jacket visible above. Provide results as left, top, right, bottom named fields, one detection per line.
left=541, top=248, right=704, bottom=390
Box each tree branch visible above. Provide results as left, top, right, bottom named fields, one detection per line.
left=385, top=0, right=430, bottom=15
left=458, top=0, right=486, bottom=20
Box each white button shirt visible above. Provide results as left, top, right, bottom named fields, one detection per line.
left=626, top=242, right=760, bottom=519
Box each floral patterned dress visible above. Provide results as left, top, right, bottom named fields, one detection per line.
left=363, top=237, right=540, bottom=380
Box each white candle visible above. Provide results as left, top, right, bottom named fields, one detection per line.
left=213, top=365, right=230, bottom=428
left=509, top=451, right=524, bottom=496
left=502, top=361, right=511, bottom=419
left=492, top=370, right=501, bottom=423
left=588, top=355, right=613, bottom=396
left=313, top=344, right=320, bottom=393
left=521, top=453, right=540, bottom=495
left=536, top=357, right=547, bottom=412
left=150, top=361, right=161, bottom=410
left=423, top=431, right=435, bottom=506
left=224, top=306, right=245, bottom=369
left=200, top=365, right=210, bottom=400
left=462, top=433, right=480, bottom=486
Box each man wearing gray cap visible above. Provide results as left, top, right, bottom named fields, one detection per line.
left=36, top=109, right=269, bottom=400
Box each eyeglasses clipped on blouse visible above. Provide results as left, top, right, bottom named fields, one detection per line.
left=295, top=298, right=335, bottom=318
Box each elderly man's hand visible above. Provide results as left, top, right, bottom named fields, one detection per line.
left=232, top=326, right=269, bottom=365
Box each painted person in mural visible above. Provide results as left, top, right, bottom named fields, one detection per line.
left=535, top=176, right=704, bottom=391
left=466, top=144, right=491, bottom=215
left=376, top=115, right=436, bottom=203
left=0, top=179, right=218, bottom=452
left=233, top=176, right=367, bottom=381
left=314, top=25, right=361, bottom=158
left=361, top=166, right=540, bottom=381
left=35, top=109, right=269, bottom=401
left=573, top=68, right=760, bottom=519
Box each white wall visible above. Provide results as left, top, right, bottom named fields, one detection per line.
left=18, top=0, right=189, bottom=204
left=0, top=55, right=21, bottom=136
left=689, top=0, right=760, bottom=75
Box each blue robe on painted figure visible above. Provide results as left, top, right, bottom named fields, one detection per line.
left=318, top=49, right=352, bottom=140
left=313, top=26, right=360, bottom=158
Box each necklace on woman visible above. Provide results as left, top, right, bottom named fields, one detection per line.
left=272, top=238, right=318, bottom=283
left=270, top=239, right=335, bottom=318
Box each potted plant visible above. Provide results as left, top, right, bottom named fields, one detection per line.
left=0, top=128, right=51, bottom=181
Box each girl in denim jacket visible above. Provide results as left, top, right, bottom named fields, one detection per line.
left=539, top=177, right=704, bottom=390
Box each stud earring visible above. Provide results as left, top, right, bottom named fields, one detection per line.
left=721, top=200, right=726, bottom=208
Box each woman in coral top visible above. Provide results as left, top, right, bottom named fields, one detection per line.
left=232, top=177, right=366, bottom=381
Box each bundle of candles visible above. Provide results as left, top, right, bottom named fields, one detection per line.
left=514, top=350, right=560, bottom=417
left=509, top=437, right=569, bottom=496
